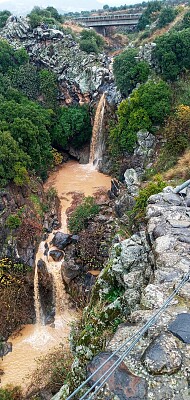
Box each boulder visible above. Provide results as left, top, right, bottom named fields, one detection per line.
left=124, top=168, right=140, bottom=196
left=87, top=352, right=148, bottom=399
left=142, top=333, right=182, bottom=375
left=168, top=313, right=190, bottom=344
left=51, top=232, right=72, bottom=250
left=49, top=250, right=64, bottom=261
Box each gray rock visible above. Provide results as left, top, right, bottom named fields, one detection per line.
left=142, top=333, right=182, bottom=375
left=49, top=250, right=64, bottom=261
left=51, top=232, right=71, bottom=250
left=124, top=168, right=139, bottom=196
left=168, top=313, right=190, bottom=344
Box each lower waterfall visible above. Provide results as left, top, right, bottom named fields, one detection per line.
left=0, top=160, right=111, bottom=390
left=89, top=93, right=106, bottom=167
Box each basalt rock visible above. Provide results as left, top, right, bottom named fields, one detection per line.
left=51, top=232, right=72, bottom=250
left=0, top=17, right=119, bottom=105
left=87, top=352, right=148, bottom=399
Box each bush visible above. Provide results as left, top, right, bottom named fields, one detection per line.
left=137, top=1, right=162, bottom=31
left=80, top=39, right=98, bottom=54
left=0, top=386, right=23, bottom=400
left=129, top=175, right=166, bottom=223
left=6, top=214, right=21, bottom=229
left=52, top=104, right=92, bottom=149
left=113, top=48, right=150, bottom=96
left=68, top=196, right=100, bottom=233
left=0, top=10, right=11, bottom=28
left=109, top=80, right=172, bottom=155
left=157, top=7, right=177, bottom=28
left=153, top=28, right=190, bottom=81
left=79, top=29, right=104, bottom=54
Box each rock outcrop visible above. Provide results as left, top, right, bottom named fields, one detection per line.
left=0, top=17, right=119, bottom=105
left=106, top=186, right=190, bottom=399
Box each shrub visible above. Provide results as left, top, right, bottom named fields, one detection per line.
left=0, top=10, right=11, bottom=28
left=157, top=7, right=177, bottom=28
left=113, top=48, right=150, bottom=96
left=128, top=175, right=166, bottom=223
left=68, top=196, right=100, bottom=233
left=79, top=29, right=104, bottom=54
left=0, top=386, right=23, bottom=400
left=109, top=80, right=171, bottom=156
left=80, top=39, right=98, bottom=54
left=6, top=214, right=21, bottom=230
left=153, top=28, right=190, bottom=81
left=52, top=105, right=92, bottom=149
left=51, top=148, right=63, bottom=165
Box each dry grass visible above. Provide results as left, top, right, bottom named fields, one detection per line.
left=164, top=149, right=190, bottom=180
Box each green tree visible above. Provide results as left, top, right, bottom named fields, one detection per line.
left=39, top=69, right=58, bottom=109
left=79, top=29, right=104, bottom=54
left=137, top=1, right=162, bottom=31
left=153, top=28, right=190, bottom=81
left=53, top=105, right=92, bottom=149
left=181, top=11, right=190, bottom=29
left=0, top=10, right=11, bottom=28
left=10, top=64, right=40, bottom=100
left=109, top=80, right=171, bottom=155
left=0, top=131, right=30, bottom=186
left=157, top=7, right=177, bottom=28
left=113, top=48, right=150, bottom=96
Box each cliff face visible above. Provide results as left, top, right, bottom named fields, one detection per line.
left=0, top=17, right=119, bottom=105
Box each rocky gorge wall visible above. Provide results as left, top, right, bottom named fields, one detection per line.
left=53, top=185, right=190, bottom=400
left=0, top=17, right=119, bottom=105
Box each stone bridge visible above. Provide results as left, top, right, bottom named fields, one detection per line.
left=74, top=13, right=142, bottom=35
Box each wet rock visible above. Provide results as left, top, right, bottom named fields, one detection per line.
left=87, top=352, right=148, bottom=399
left=51, top=232, right=71, bottom=250
left=71, top=235, right=79, bottom=243
left=49, top=250, right=64, bottom=261
left=142, top=333, right=182, bottom=375
left=124, top=168, right=140, bottom=196
left=0, top=342, right=12, bottom=357
left=61, top=259, right=81, bottom=284
left=115, top=191, right=135, bottom=218
left=168, top=313, right=190, bottom=344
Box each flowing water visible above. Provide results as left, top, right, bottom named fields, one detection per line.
left=89, top=93, right=106, bottom=166
left=0, top=160, right=111, bottom=390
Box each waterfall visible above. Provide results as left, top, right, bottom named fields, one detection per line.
left=89, top=93, right=106, bottom=167
left=34, top=258, right=45, bottom=325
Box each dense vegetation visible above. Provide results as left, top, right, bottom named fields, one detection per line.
left=0, top=38, right=92, bottom=186
left=113, top=48, right=150, bottom=96
left=28, top=6, right=63, bottom=29
left=79, top=29, right=104, bottom=54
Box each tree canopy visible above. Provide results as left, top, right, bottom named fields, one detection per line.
left=113, top=48, right=150, bottom=96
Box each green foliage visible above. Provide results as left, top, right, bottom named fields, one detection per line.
left=0, top=10, right=11, bottom=28
left=10, top=64, right=40, bottom=100
left=153, top=28, right=190, bottom=81
left=79, top=29, right=104, bottom=54
left=181, top=10, right=190, bottom=29
left=53, top=105, right=92, bottom=149
left=0, top=131, right=30, bottom=186
left=113, top=48, right=150, bottom=96
left=137, top=1, right=162, bottom=31
left=6, top=214, right=21, bottom=230
left=103, top=287, right=124, bottom=303
left=0, top=386, right=23, bottom=400
left=28, top=6, right=63, bottom=28
left=39, top=69, right=58, bottom=109
left=129, top=175, right=166, bottom=223
left=0, top=40, right=28, bottom=74
left=109, top=80, right=171, bottom=155
left=68, top=196, right=100, bottom=233
left=157, top=7, right=177, bottom=28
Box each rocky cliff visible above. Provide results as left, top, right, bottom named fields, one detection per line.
left=0, top=17, right=119, bottom=105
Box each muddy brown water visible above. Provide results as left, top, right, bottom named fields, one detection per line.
left=0, top=160, right=111, bottom=391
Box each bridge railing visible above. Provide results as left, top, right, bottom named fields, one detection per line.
left=74, top=13, right=142, bottom=22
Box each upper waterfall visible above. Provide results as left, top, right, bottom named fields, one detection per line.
left=89, top=93, right=106, bottom=167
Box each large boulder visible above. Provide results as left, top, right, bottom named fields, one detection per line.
left=51, top=232, right=72, bottom=250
